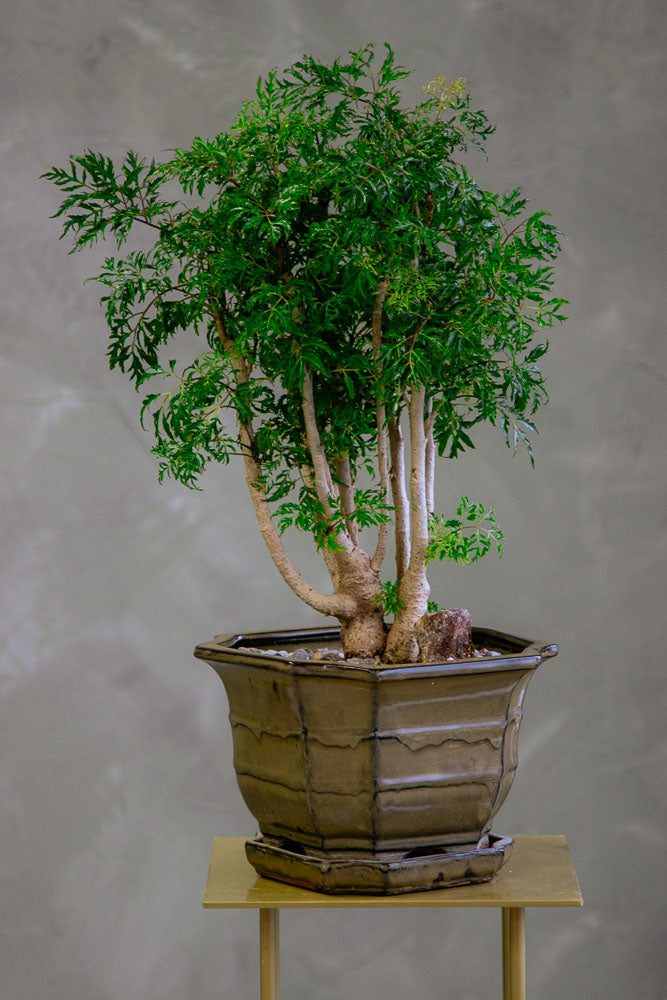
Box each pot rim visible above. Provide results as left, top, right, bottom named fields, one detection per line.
left=194, top=625, right=558, bottom=681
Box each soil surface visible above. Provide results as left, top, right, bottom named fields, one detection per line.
left=238, top=643, right=502, bottom=665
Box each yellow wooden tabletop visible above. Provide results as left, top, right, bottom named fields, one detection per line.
left=203, top=835, right=582, bottom=909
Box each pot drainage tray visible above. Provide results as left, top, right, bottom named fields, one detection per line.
left=245, top=834, right=514, bottom=895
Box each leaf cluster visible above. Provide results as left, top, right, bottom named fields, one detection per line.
left=374, top=580, right=442, bottom=616
left=276, top=485, right=392, bottom=551
left=426, top=497, right=505, bottom=565
left=44, top=43, right=566, bottom=556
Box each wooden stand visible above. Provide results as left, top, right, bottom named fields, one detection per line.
left=203, top=835, right=582, bottom=1000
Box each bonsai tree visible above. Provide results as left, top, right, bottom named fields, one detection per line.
left=44, top=43, right=565, bottom=663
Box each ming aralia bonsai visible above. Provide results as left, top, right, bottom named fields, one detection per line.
left=44, top=44, right=565, bottom=664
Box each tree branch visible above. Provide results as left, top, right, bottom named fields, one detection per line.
left=425, top=399, right=436, bottom=517
left=301, top=464, right=341, bottom=584
left=384, top=385, right=430, bottom=662
left=371, top=279, right=390, bottom=573
left=335, top=454, right=358, bottom=546
left=406, top=384, right=430, bottom=572
left=210, top=300, right=355, bottom=618
left=388, top=414, right=410, bottom=578
left=302, top=365, right=337, bottom=505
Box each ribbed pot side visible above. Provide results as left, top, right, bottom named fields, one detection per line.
left=195, top=627, right=557, bottom=864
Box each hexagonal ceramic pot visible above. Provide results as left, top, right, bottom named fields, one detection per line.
left=195, top=626, right=557, bottom=893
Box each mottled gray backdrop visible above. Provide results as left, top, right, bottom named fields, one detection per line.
left=2, top=1, right=666, bottom=997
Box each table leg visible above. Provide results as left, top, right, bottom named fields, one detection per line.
left=502, top=907, right=526, bottom=1000
left=260, top=908, right=280, bottom=1000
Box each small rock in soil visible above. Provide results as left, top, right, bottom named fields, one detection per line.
left=415, top=608, right=476, bottom=662
left=312, top=648, right=345, bottom=661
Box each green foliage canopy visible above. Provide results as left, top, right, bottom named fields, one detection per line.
left=44, top=43, right=566, bottom=568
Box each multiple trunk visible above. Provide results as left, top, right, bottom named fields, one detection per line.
left=213, top=293, right=449, bottom=665
left=383, top=385, right=431, bottom=664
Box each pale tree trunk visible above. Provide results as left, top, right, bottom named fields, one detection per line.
left=425, top=403, right=436, bottom=516
left=334, top=551, right=386, bottom=658
left=370, top=279, right=390, bottom=575
left=388, top=414, right=410, bottom=578
left=334, top=454, right=358, bottom=546
left=302, top=364, right=386, bottom=658
left=211, top=304, right=358, bottom=621
left=384, top=385, right=431, bottom=662
left=300, top=464, right=341, bottom=585
left=213, top=302, right=388, bottom=661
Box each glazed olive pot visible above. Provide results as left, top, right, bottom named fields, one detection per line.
left=195, top=626, right=557, bottom=893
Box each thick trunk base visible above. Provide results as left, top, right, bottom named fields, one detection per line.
left=383, top=625, right=420, bottom=664
left=339, top=612, right=387, bottom=660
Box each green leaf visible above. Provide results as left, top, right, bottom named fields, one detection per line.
left=426, top=498, right=504, bottom=565
left=374, top=579, right=405, bottom=615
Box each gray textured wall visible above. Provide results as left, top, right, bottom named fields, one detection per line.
left=2, top=1, right=666, bottom=997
